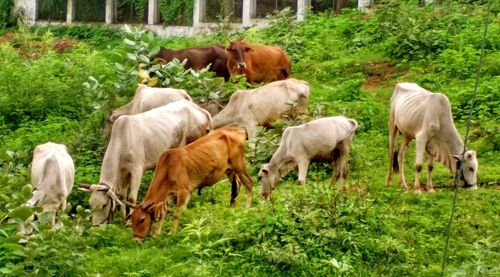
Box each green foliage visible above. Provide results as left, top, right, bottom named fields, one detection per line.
left=0, top=1, right=498, bottom=276
left=38, top=0, right=66, bottom=21
left=0, top=0, right=18, bottom=29
left=159, top=0, right=194, bottom=25
left=33, top=24, right=125, bottom=48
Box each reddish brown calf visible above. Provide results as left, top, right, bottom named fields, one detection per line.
left=226, top=39, right=291, bottom=83
left=129, top=128, right=253, bottom=240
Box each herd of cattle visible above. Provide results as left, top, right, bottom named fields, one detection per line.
left=19, top=40, right=478, bottom=240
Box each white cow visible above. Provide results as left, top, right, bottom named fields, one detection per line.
left=213, top=78, right=310, bottom=139
left=258, top=116, right=358, bottom=199
left=386, top=83, right=479, bottom=192
left=80, top=100, right=212, bottom=225
left=107, top=84, right=192, bottom=124
left=20, top=142, right=75, bottom=233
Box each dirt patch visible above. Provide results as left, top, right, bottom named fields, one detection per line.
left=0, top=33, right=78, bottom=58
left=362, top=61, right=398, bottom=90
left=53, top=38, right=77, bottom=53
left=0, top=32, right=16, bottom=43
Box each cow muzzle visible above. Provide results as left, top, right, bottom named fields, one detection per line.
left=237, top=62, right=246, bottom=69
left=132, top=236, right=144, bottom=243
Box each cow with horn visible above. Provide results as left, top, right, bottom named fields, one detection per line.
left=79, top=100, right=212, bottom=225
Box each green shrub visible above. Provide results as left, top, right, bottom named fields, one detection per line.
left=0, top=0, right=18, bottom=29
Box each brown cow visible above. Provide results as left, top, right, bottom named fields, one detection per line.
left=128, top=128, right=253, bottom=241
left=226, top=38, right=291, bottom=83
left=155, top=44, right=229, bottom=81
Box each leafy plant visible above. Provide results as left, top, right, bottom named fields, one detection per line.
left=0, top=0, right=18, bottom=29
left=159, top=0, right=194, bottom=25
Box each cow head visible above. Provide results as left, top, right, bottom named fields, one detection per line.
left=129, top=201, right=163, bottom=241
left=454, top=150, right=479, bottom=189
left=79, top=183, right=122, bottom=225
left=258, top=164, right=278, bottom=200
left=226, top=39, right=252, bottom=72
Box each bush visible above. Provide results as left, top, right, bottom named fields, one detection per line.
left=0, top=0, right=18, bottom=29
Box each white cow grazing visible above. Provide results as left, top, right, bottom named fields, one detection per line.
left=22, top=142, right=75, bottom=232
left=108, top=84, right=192, bottom=124
left=212, top=78, right=310, bottom=139
left=80, top=100, right=212, bottom=225
left=258, top=116, right=358, bottom=199
left=386, top=83, right=478, bottom=192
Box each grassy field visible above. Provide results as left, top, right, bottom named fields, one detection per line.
left=0, top=1, right=499, bottom=276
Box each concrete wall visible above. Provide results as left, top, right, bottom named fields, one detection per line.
left=13, top=0, right=373, bottom=37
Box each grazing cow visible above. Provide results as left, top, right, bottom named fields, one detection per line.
left=258, top=116, right=358, bottom=199
left=386, top=83, right=479, bottom=192
left=212, top=78, right=310, bottom=139
left=108, top=84, right=192, bottom=124
left=80, top=100, right=212, bottom=225
left=226, top=38, right=291, bottom=83
left=20, top=142, right=75, bottom=234
left=128, top=128, right=253, bottom=241
left=155, top=44, right=229, bottom=80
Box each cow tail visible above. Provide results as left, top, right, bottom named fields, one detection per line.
left=199, top=106, right=213, bottom=133
left=388, top=108, right=399, bottom=173
left=230, top=173, right=238, bottom=207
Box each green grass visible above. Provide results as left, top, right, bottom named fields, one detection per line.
left=0, top=1, right=499, bottom=276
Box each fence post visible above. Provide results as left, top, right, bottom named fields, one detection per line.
left=193, top=0, right=206, bottom=27
left=66, top=0, right=75, bottom=23
left=297, top=0, right=310, bottom=21
left=148, top=0, right=159, bottom=24
left=105, top=0, right=114, bottom=24
left=242, top=0, right=252, bottom=27
left=14, top=0, right=38, bottom=24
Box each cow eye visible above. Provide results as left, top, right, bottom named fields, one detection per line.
left=469, top=167, right=474, bottom=172
left=139, top=218, right=145, bottom=224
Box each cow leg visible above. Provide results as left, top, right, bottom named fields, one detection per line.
left=170, top=191, right=190, bottom=234
left=127, top=167, right=143, bottom=204
left=398, top=136, right=411, bottom=190
left=297, top=158, right=310, bottom=185
left=426, top=155, right=435, bottom=193
left=126, top=167, right=143, bottom=223
left=413, top=134, right=427, bottom=193
left=229, top=153, right=253, bottom=209
left=333, top=142, right=350, bottom=187
left=238, top=173, right=254, bottom=209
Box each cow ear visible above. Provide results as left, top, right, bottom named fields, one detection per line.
left=465, top=151, right=476, bottom=160
left=262, top=168, right=269, bottom=174
left=244, top=47, right=252, bottom=52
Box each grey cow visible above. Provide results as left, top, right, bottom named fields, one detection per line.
left=259, top=116, right=358, bottom=199
left=213, top=78, right=310, bottom=140
left=386, top=83, right=478, bottom=192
